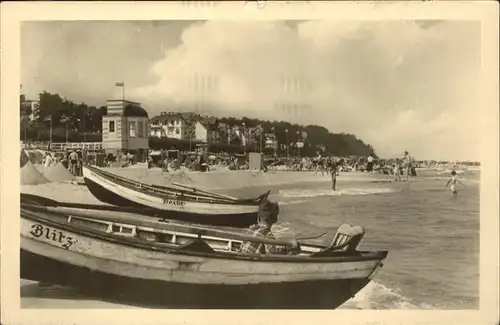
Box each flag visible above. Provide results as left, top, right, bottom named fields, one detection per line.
left=302, top=131, right=308, bottom=139
left=271, top=126, right=275, bottom=132
left=115, top=82, right=124, bottom=87
left=43, top=116, right=51, bottom=122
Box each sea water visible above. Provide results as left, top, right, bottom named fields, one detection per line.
left=230, top=170, right=480, bottom=310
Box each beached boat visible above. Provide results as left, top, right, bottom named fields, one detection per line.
left=20, top=193, right=326, bottom=254
left=82, top=165, right=268, bottom=228
left=20, top=194, right=388, bottom=309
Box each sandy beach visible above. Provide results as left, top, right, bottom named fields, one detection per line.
left=21, top=164, right=384, bottom=202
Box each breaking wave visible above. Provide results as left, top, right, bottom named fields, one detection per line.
left=339, top=281, right=436, bottom=310
left=278, top=188, right=396, bottom=199
left=277, top=199, right=308, bottom=206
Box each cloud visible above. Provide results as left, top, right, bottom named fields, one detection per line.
left=21, top=20, right=193, bottom=105
left=131, top=20, right=481, bottom=160
left=22, top=20, right=481, bottom=160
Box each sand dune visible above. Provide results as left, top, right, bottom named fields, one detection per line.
left=21, top=161, right=50, bottom=185
left=39, top=163, right=75, bottom=183
left=21, top=182, right=100, bottom=204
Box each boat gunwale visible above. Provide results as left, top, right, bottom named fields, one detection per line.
left=84, top=165, right=264, bottom=206
left=21, top=209, right=388, bottom=264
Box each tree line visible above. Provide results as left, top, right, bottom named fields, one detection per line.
left=20, top=91, right=377, bottom=157
left=215, top=117, right=377, bottom=157
left=20, top=91, right=105, bottom=143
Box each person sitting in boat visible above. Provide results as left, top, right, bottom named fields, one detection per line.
left=240, top=200, right=301, bottom=255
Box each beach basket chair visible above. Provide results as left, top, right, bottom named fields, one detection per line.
left=312, top=223, right=366, bottom=257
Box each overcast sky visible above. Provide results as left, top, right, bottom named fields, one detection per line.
left=21, top=20, right=482, bottom=161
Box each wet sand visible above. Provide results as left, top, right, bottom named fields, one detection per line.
left=21, top=280, right=140, bottom=309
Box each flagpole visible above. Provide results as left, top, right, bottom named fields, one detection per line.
left=116, top=82, right=125, bottom=100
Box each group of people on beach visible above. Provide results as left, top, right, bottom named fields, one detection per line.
left=41, top=150, right=82, bottom=176
left=310, top=154, right=340, bottom=191
left=393, top=151, right=466, bottom=195
left=392, top=151, right=416, bottom=182
left=242, top=155, right=470, bottom=257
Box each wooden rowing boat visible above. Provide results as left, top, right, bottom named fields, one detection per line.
left=20, top=194, right=388, bottom=309
left=82, top=165, right=268, bottom=228
left=20, top=194, right=341, bottom=254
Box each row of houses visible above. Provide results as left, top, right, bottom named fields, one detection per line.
left=149, top=112, right=273, bottom=148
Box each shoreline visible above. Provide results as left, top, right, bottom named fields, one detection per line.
left=97, top=166, right=390, bottom=191
left=21, top=168, right=392, bottom=204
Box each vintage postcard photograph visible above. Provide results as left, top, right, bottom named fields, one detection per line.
left=1, top=1, right=498, bottom=325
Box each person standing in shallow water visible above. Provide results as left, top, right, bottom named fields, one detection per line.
left=330, top=158, right=338, bottom=191
left=366, top=154, right=374, bottom=176
left=445, top=170, right=467, bottom=196
left=393, top=159, right=401, bottom=182
left=403, top=151, right=412, bottom=181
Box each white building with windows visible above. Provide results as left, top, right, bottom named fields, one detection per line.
left=149, top=112, right=197, bottom=140
left=149, top=112, right=221, bottom=144
left=101, top=99, right=149, bottom=160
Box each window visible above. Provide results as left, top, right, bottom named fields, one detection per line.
left=138, top=120, right=144, bottom=138
left=175, top=128, right=180, bottom=135
left=129, top=121, right=136, bottom=137
left=109, top=121, right=115, bottom=133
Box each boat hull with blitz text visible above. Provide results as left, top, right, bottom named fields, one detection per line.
left=20, top=205, right=387, bottom=309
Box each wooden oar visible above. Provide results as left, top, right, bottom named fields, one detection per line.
left=22, top=200, right=162, bottom=216
left=20, top=193, right=239, bottom=219
left=149, top=185, right=237, bottom=204
left=172, top=182, right=238, bottom=201
left=295, top=232, right=327, bottom=241
left=21, top=193, right=167, bottom=216
left=22, top=204, right=300, bottom=248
